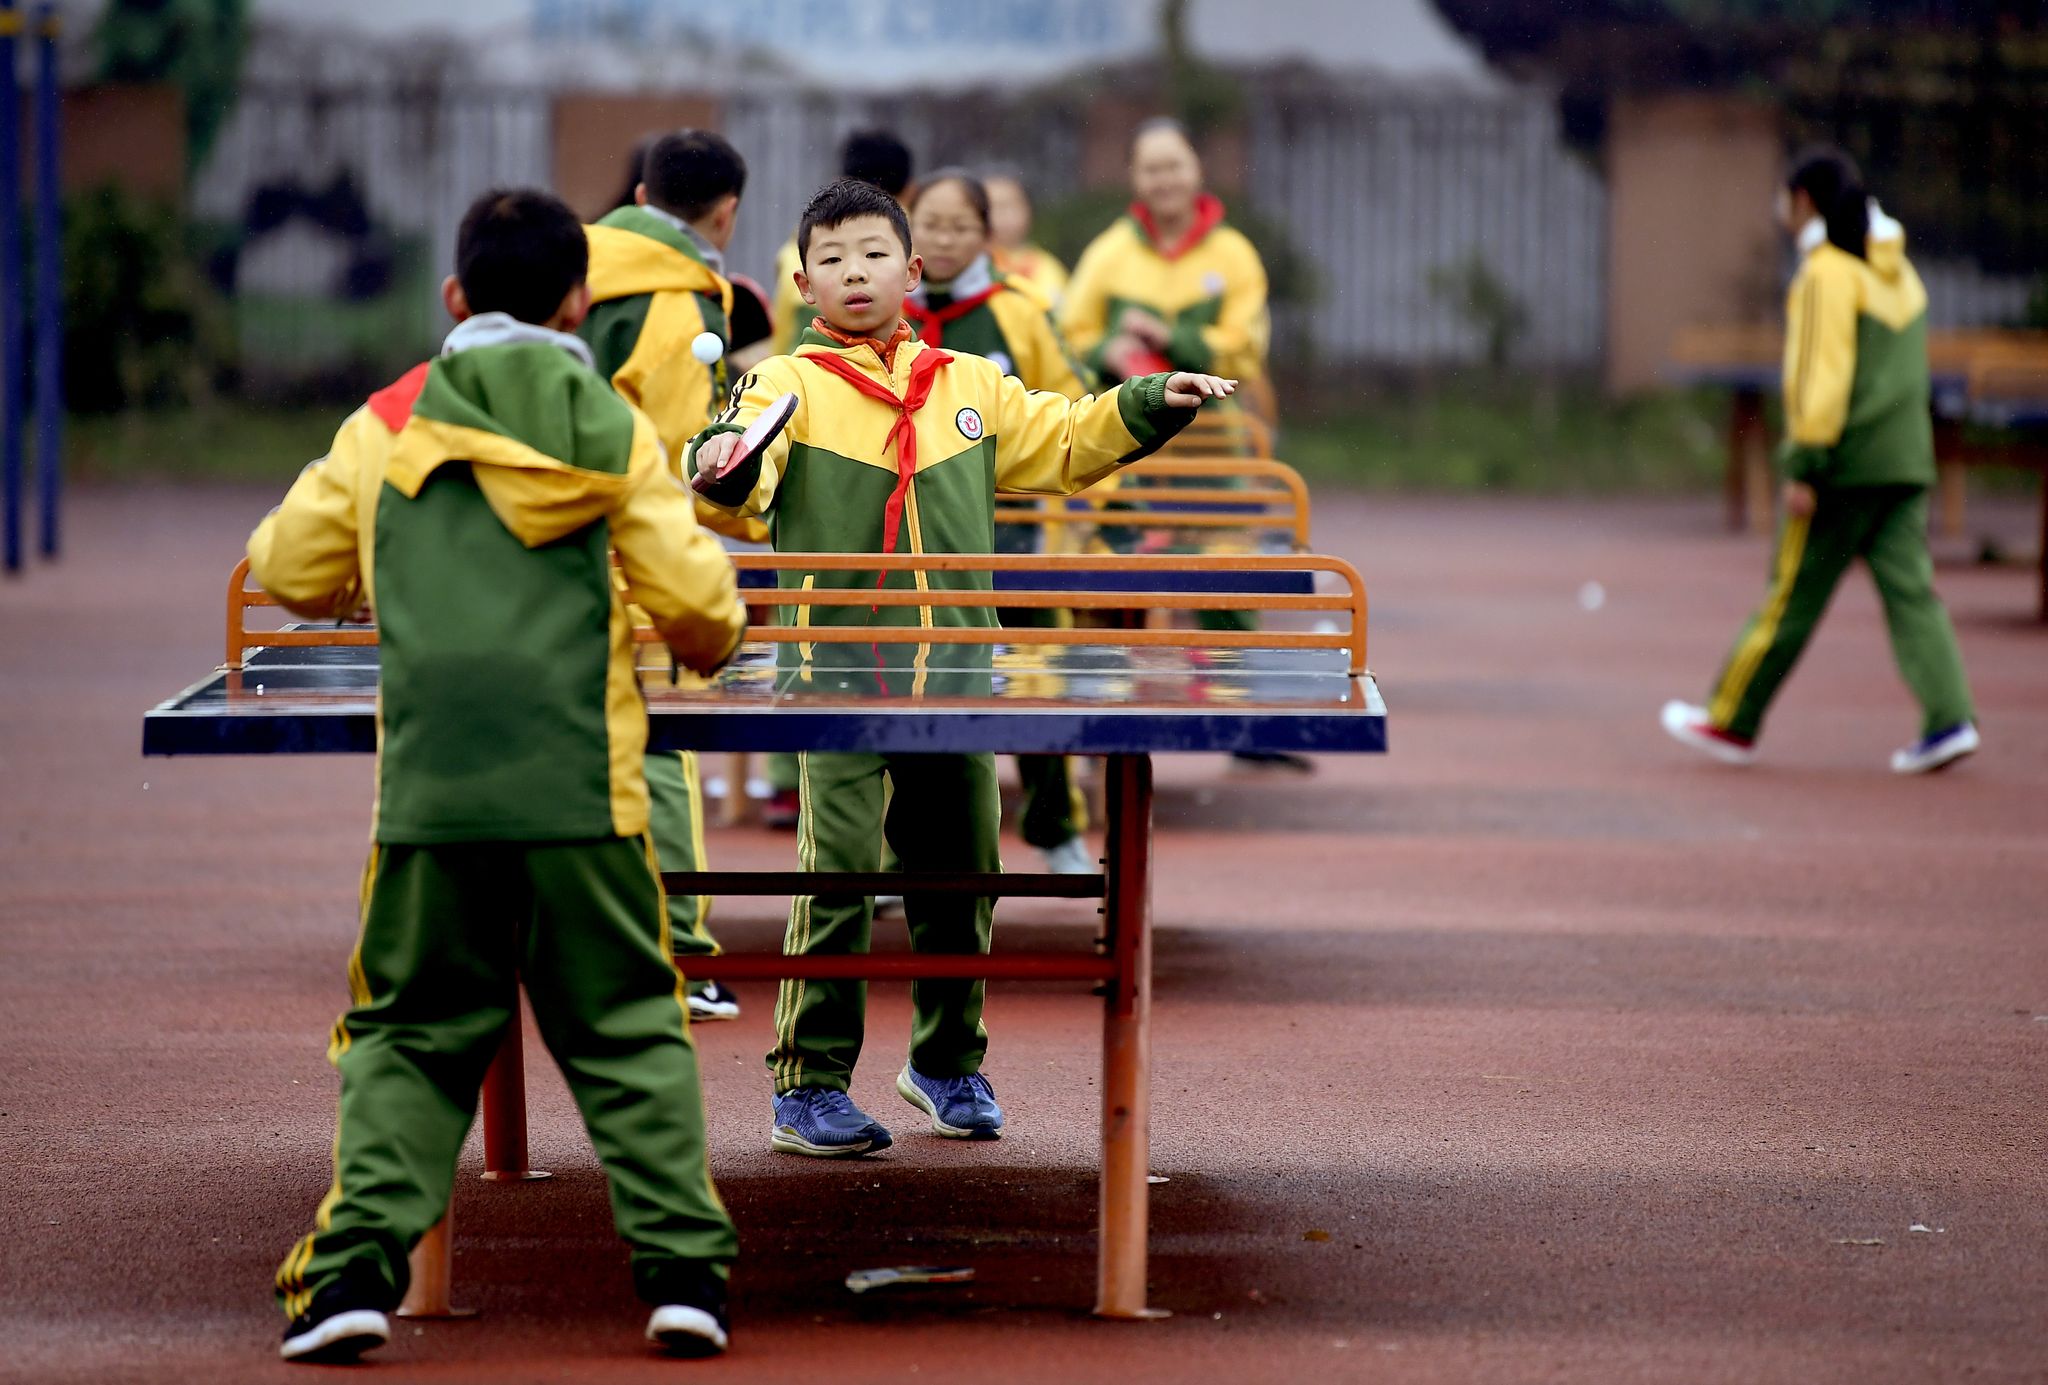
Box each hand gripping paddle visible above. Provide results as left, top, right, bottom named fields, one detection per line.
left=692, top=391, right=798, bottom=494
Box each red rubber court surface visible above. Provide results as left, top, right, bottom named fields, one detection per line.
left=3, top=486, right=2044, bottom=1385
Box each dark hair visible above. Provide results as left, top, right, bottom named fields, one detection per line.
left=609, top=131, right=660, bottom=213
left=797, top=178, right=913, bottom=264
left=839, top=128, right=915, bottom=197
left=455, top=188, right=588, bottom=324
left=1131, top=115, right=1196, bottom=158
left=911, top=167, right=990, bottom=233
left=1789, top=146, right=1869, bottom=258
left=981, top=164, right=1031, bottom=205
left=643, top=129, right=747, bottom=222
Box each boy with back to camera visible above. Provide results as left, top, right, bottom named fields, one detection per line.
left=690, top=178, right=1235, bottom=1157
left=250, top=188, right=745, bottom=1363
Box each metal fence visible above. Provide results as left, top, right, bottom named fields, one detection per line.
left=191, top=85, right=550, bottom=392
left=720, top=89, right=1088, bottom=308
left=185, top=79, right=2032, bottom=394
left=1246, top=88, right=1607, bottom=369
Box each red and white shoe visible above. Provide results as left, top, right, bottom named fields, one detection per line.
left=1660, top=701, right=1757, bottom=766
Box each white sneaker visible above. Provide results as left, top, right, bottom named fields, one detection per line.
left=686, top=981, right=740, bottom=1022
left=1890, top=722, right=1979, bottom=774
left=1660, top=700, right=1757, bottom=766
left=645, top=1302, right=729, bottom=1357
left=1038, top=836, right=1096, bottom=875
left=280, top=1307, right=389, bottom=1364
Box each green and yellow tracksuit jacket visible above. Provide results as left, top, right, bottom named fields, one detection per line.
left=1777, top=213, right=1936, bottom=488
left=247, top=316, right=747, bottom=842
left=1060, top=193, right=1270, bottom=384
left=583, top=206, right=767, bottom=546
left=905, top=256, right=1088, bottom=398
left=905, top=256, right=1091, bottom=556
left=993, top=241, right=1070, bottom=307
left=688, top=322, right=1193, bottom=691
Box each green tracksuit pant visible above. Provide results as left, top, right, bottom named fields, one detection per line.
left=768, top=751, right=1000, bottom=1095
left=645, top=751, right=717, bottom=963
left=1706, top=484, right=1974, bottom=742
left=998, top=605, right=1089, bottom=850
left=275, top=836, right=735, bottom=1318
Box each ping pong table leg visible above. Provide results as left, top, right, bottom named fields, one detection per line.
left=480, top=1000, right=549, bottom=1181
left=1096, top=752, right=1166, bottom=1320
left=396, top=1205, right=475, bottom=1319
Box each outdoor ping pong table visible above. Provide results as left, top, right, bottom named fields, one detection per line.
left=142, top=552, right=1385, bottom=1320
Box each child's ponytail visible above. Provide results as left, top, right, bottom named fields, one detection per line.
left=1789, top=146, right=1870, bottom=258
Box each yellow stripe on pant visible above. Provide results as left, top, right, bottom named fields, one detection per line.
left=281, top=845, right=385, bottom=1316
left=1709, top=511, right=1813, bottom=727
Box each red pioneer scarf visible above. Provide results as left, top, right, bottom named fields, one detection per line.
left=796, top=342, right=954, bottom=573
left=1129, top=191, right=1227, bottom=261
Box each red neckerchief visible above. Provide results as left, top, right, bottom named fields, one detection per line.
left=902, top=284, right=1005, bottom=349
left=1129, top=192, right=1226, bottom=261
left=366, top=361, right=431, bottom=432
left=808, top=316, right=914, bottom=373
left=795, top=340, right=954, bottom=579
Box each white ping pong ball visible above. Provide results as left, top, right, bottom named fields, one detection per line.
left=690, top=331, right=724, bottom=365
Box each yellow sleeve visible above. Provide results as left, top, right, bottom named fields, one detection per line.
left=1782, top=254, right=1859, bottom=460
left=991, top=366, right=1190, bottom=496
left=611, top=291, right=717, bottom=463
left=771, top=240, right=808, bottom=354
left=245, top=408, right=380, bottom=619
left=1058, top=232, right=1117, bottom=370
left=1186, top=231, right=1270, bottom=381
left=609, top=419, right=747, bottom=675
left=687, top=356, right=807, bottom=519
left=1025, top=247, right=1069, bottom=305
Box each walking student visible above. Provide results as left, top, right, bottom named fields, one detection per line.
left=1663, top=147, right=1978, bottom=774
left=252, top=188, right=746, bottom=1363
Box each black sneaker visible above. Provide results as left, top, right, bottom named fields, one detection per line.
left=280, top=1279, right=391, bottom=1364
left=643, top=1266, right=731, bottom=1357
left=1231, top=750, right=1315, bottom=773
left=686, top=980, right=741, bottom=1022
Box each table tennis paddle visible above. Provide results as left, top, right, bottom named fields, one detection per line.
left=692, top=391, right=798, bottom=495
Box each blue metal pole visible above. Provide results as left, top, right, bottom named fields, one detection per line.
left=32, top=3, right=56, bottom=560
left=0, top=0, right=21, bottom=575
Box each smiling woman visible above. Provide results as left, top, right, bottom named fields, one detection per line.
left=1059, top=118, right=1270, bottom=393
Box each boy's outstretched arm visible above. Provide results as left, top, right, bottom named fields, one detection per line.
left=990, top=370, right=1235, bottom=496
left=611, top=429, right=747, bottom=676
left=246, top=409, right=379, bottom=619
left=686, top=362, right=803, bottom=517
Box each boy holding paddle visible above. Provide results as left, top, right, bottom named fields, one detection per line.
left=688, top=177, right=1233, bottom=1158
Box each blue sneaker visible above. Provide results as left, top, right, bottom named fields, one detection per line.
left=1890, top=721, right=1979, bottom=775
left=896, top=1064, right=1004, bottom=1140
left=770, top=1087, right=893, bottom=1158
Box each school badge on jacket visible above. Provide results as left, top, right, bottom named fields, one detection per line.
left=956, top=407, right=984, bottom=440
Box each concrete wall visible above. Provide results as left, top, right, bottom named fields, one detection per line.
left=1605, top=94, right=1782, bottom=394
left=551, top=93, right=724, bottom=223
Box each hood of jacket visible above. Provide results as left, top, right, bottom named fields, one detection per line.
left=586, top=206, right=729, bottom=304
left=383, top=317, right=657, bottom=548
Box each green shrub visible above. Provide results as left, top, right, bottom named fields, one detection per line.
left=62, top=184, right=233, bottom=414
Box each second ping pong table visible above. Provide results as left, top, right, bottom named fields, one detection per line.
left=144, top=552, right=1385, bottom=1321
